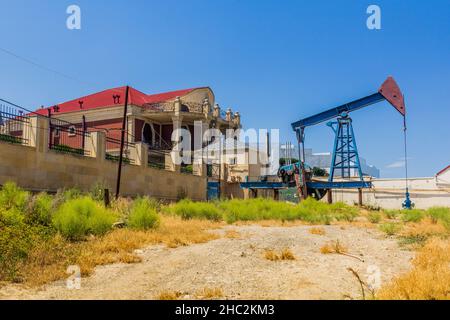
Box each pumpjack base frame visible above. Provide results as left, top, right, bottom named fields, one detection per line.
left=239, top=182, right=291, bottom=190
left=306, top=181, right=372, bottom=189
left=240, top=181, right=372, bottom=190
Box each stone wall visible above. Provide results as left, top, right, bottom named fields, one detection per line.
left=0, top=116, right=206, bottom=201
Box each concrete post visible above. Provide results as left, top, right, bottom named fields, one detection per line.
left=22, top=116, right=38, bottom=148
left=327, top=189, right=333, bottom=204
left=165, top=152, right=177, bottom=172
left=129, top=142, right=148, bottom=166
left=358, top=188, right=363, bottom=206
left=274, top=189, right=279, bottom=201
left=35, top=116, right=49, bottom=153
left=85, top=131, right=106, bottom=160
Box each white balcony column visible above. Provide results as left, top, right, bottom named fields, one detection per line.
left=226, top=108, right=232, bottom=122
left=174, top=96, right=182, bottom=116
left=202, top=98, right=210, bottom=117
left=213, top=104, right=220, bottom=118
left=170, top=115, right=183, bottom=172
left=233, top=112, right=241, bottom=128
left=127, top=116, right=135, bottom=143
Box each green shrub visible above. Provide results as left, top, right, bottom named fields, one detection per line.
left=0, top=220, right=34, bottom=281
left=368, top=212, right=382, bottom=224
left=128, top=197, right=160, bottom=230
left=384, top=210, right=400, bottom=220
left=0, top=208, right=25, bottom=226
left=379, top=223, right=402, bottom=236
left=52, top=197, right=116, bottom=240
left=329, top=202, right=359, bottom=222
left=0, top=182, right=29, bottom=211
left=89, top=181, right=108, bottom=202
left=401, top=209, right=425, bottom=223
left=171, top=199, right=222, bottom=221
left=427, top=207, right=450, bottom=229
left=26, top=193, right=53, bottom=226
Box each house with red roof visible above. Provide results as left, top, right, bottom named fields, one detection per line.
left=34, top=86, right=241, bottom=158
left=436, top=165, right=450, bottom=186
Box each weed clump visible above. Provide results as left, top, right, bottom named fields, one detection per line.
left=309, top=227, right=326, bottom=235
left=320, top=240, right=347, bottom=254
left=379, top=223, right=402, bottom=236
left=427, top=207, right=450, bottom=229
left=26, top=193, right=53, bottom=226
left=0, top=182, right=29, bottom=211
left=128, top=197, right=160, bottom=230
left=401, top=209, right=425, bottom=223
left=368, top=212, right=382, bottom=224
left=170, top=199, right=222, bottom=221
left=52, top=197, right=116, bottom=240
left=264, top=248, right=296, bottom=261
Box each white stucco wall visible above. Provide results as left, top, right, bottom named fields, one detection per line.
left=328, top=176, right=450, bottom=209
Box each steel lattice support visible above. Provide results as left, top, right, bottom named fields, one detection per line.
left=327, top=114, right=364, bottom=183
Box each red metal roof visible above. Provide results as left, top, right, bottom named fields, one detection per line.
left=436, top=165, right=450, bottom=176
left=34, top=86, right=198, bottom=115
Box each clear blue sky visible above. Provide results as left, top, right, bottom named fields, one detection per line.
left=0, top=0, right=449, bottom=177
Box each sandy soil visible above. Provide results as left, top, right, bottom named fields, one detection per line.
left=0, top=224, right=413, bottom=300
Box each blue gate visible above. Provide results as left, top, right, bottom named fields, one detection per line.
left=207, top=181, right=220, bottom=200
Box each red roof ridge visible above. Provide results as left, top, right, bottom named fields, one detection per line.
left=436, top=165, right=450, bottom=176
left=34, top=86, right=208, bottom=115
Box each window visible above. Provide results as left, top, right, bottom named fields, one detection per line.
left=68, top=125, right=76, bottom=137
left=54, top=128, right=60, bottom=138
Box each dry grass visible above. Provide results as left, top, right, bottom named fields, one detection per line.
left=20, top=216, right=221, bottom=286
left=264, top=248, right=296, bottom=261
left=309, top=227, right=326, bottom=235
left=224, top=230, right=241, bottom=239
left=157, top=290, right=184, bottom=300
left=280, top=248, right=296, bottom=260
left=320, top=240, right=348, bottom=254
left=196, top=287, right=224, bottom=299
left=400, top=218, right=448, bottom=239
left=377, top=238, right=450, bottom=300
left=233, top=219, right=308, bottom=227
left=264, top=249, right=280, bottom=261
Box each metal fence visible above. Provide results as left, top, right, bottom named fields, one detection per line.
left=148, top=149, right=168, bottom=170
left=0, top=102, right=30, bottom=145
left=105, top=136, right=135, bottom=164
left=48, top=117, right=89, bottom=155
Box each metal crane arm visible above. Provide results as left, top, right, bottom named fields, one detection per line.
left=291, top=76, right=406, bottom=132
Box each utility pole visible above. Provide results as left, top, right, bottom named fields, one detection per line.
left=115, top=85, right=130, bottom=199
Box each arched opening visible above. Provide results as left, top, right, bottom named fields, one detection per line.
left=142, top=123, right=153, bottom=146
left=181, top=104, right=190, bottom=112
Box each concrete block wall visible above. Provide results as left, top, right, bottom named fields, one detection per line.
left=328, top=177, right=450, bottom=209
left=0, top=116, right=206, bottom=201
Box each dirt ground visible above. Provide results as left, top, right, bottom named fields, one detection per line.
left=0, top=224, right=414, bottom=300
